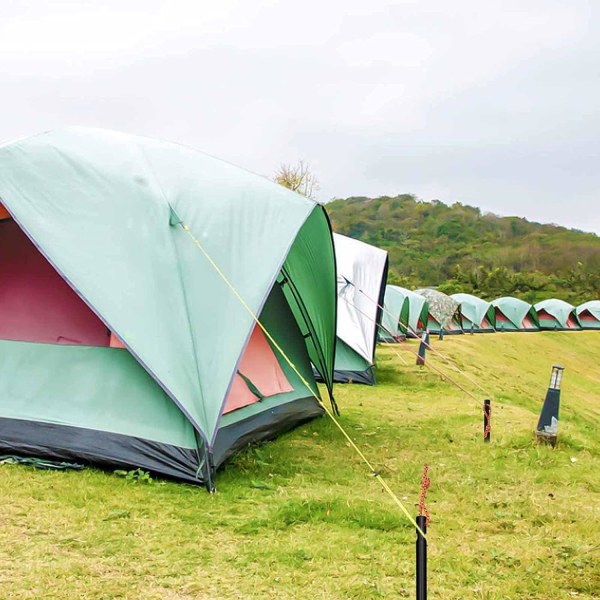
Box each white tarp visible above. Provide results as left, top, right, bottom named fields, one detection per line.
left=334, top=233, right=388, bottom=364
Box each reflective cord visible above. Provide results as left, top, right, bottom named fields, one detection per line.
left=418, top=463, right=431, bottom=527
left=377, top=290, right=493, bottom=397
left=348, top=282, right=495, bottom=400
left=179, top=223, right=427, bottom=539
left=338, top=294, right=484, bottom=403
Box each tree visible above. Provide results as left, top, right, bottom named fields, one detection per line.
left=273, top=160, right=319, bottom=199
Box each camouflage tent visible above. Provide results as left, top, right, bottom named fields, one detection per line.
left=413, top=289, right=462, bottom=334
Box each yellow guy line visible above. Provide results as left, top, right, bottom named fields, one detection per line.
left=181, top=224, right=427, bottom=539
left=354, top=286, right=494, bottom=400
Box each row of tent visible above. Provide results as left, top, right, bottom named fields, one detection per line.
left=380, top=287, right=600, bottom=340
left=0, top=127, right=594, bottom=486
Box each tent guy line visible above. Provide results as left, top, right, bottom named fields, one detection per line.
left=343, top=278, right=495, bottom=401
left=338, top=292, right=485, bottom=406
left=178, top=219, right=427, bottom=539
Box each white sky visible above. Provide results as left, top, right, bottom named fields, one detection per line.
left=1, top=0, right=599, bottom=232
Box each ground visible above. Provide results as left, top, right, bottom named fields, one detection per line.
left=0, top=332, right=598, bottom=599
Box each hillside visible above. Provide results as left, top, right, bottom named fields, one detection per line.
left=326, top=195, right=600, bottom=303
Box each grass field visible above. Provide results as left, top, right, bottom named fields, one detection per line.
left=0, top=332, right=599, bottom=599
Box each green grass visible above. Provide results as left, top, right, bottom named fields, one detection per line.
left=1, top=332, right=599, bottom=598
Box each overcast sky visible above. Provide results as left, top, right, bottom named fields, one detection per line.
left=2, top=0, right=599, bottom=232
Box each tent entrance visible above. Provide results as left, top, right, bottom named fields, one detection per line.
left=481, top=316, right=494, bottom=330
left=463, top=315, right=495, bottom=331
left=223, top=325, right=293, bottom=414
left=579, top=310, right=600, bottom=328
left=495, top=309, right=517, bottom=330
left=565, top=314, right=580, bottom=329
left=213, top=282, right=323, bottom=467
left=537, top=309, right=560, bottom=329
left=427, top=314, right=441, bottom=331
left=522, top=315, right=536, bottom=329
left=0, top=219, right=115, bottom=347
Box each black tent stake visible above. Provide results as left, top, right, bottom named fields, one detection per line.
left=416, top=515, right=427, bottom=600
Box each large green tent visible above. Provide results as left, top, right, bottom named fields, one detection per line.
left=379, top=285, right=428, bottom=341
left=413, top=289, right=462, bottom=334
left=576, top=300, right=600, bottom=329
left=451, top=293, right=496, bottom=332
left=0, top=128, right=336, bottom=487
left=491, top=297, right=539, bottom=331
left=534, top=299, right=581, bottom=331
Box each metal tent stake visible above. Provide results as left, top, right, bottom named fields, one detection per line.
left=416, top=515, right=427, bottom=600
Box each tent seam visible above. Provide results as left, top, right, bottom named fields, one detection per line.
left=135, top=145, right=211, bottom=444
left=208, top=203, right=324, bottom=447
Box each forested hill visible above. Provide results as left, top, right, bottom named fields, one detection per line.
left=326, top=195, right=600, bottom=304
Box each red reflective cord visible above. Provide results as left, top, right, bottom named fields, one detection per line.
left=418, top=464, right=431, bottom=527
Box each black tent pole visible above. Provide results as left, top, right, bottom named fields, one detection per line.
left=416, top=515, right=427, bottom=600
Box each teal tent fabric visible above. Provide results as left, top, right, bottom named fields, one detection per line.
left=0, top=341, right=196, bottom=448
left=577, top=300, right=600, bottom=329
left=534, top=299, right=580, bottom=330
left=414, top=288, right=462, bottom=333
left=280, top=208, right=336, bottom=392
left=381, top=285, right=428, bottom=339
left=491, top=297, right=539, bottom=331
left=0, top=128, right=336, bottom=479
left=451, top=293, right=496, bottom=332
left=380, top=286, right=409, bottom=341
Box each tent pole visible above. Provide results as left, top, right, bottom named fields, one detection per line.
left=205, top=452, right=216, bottom=493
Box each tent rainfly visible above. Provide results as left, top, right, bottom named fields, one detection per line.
left=413, top=289, right=463, bottom=334
left=491, top=297, right=539, bottom=331
left=380, top=285, right=429, bottom=342
left=451, top=293, right=496, bottom=332
left=332, top=233, right=388, bottom=384
left=534, top=299, right=581, bottom=331
left=0, top=127, right=337, bottom=487
left=576, top=300, right=600, bottom=329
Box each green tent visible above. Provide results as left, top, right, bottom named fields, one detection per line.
left=577, top=300, right=600, bottom=329
left=491, top=297, right=539, bottom=331
left=413, top=289, right=463, bottom=334
left=379, top=285, right=428, bottom=341
left=451, top=293, right=496, bottom=332
left=0, top=128, right=336, bottom=487
left=534, top=299, right=581, bottom=331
